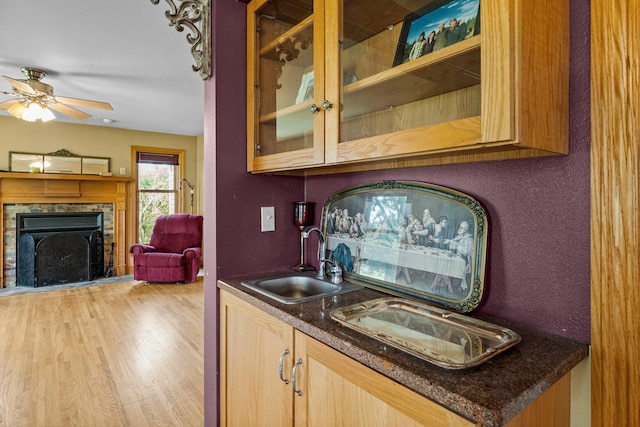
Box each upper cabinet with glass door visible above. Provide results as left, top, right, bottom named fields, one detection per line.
left=247, top=0, right=326, bottom=172
left=247, top=0, right=569, bottom=174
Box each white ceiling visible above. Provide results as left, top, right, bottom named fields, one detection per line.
left=0, top=0, right=204, bottom=136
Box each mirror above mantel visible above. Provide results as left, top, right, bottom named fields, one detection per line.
left=9, top=149, right=111, bottom=176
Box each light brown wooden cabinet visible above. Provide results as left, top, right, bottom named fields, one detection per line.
left=219, top=289, right=571, bottom=426
left=247, top=0, right=569, bottom=174
left=220, top=291, right=294, bottom=426
left=220, top=290, right=475, bottom=426
left=293, top=326, right=477, bottom=427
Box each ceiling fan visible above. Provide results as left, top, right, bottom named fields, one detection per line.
left=0, top=67, right=113, bottom=122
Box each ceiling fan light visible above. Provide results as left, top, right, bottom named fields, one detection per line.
left=22, top=102, right=42, bottom=122
left=20, top=102, right=55, bottom=122
left=41, top=106, right=56, bottom=122
left=7, top=101, right=28, bottom=119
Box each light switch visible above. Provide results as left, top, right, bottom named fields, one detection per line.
left=261, top=206, right=275, bottom=232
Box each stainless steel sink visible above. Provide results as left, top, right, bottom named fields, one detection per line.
left=241, top=273, right=361, bottom=304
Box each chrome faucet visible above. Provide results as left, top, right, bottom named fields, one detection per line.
left=302, top=226, right=327, bottom=279
left=321, top=258, right=343, bottom=284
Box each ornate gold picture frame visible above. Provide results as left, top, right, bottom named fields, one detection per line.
left=321, top=180, right=488, bottom=312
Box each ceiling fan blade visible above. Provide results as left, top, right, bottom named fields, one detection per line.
left=48, top=102, right=92, bottom=120
left=2, top=75, right=37, bottom=95
left=54, top=95, right=113, bottom=111
left=0, top=99, right=20, bottom=110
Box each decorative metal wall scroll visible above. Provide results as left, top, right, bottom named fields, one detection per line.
left=150, top=0, right=211, bottom=80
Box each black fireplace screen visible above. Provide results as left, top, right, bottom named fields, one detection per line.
left=16, top=212, right=104, bottom=287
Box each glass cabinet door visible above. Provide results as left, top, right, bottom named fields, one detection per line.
left=248, top=0, right=325, bottom=171
left=329, top=0, right=482, bottom=163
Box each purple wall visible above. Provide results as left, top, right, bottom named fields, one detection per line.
left=205, top=0, right=589, bottom=424
left=204, top=1, right=303, bottom=425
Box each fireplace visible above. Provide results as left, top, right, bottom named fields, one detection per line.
left=1, top=173, right=131, bottom=288
left=16, top=212, right=104, bottom=287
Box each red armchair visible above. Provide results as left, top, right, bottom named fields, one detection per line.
left=130, top=214, right=203, bottom=283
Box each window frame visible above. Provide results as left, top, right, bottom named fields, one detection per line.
left=131, top=146, right=186, bottom=242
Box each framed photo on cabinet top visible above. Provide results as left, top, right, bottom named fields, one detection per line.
left=393, top=0, right=480, bottom=66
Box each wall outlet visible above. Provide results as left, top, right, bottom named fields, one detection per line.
left=119, top=167, right=126, bottom=175
left=261, top=206, right=275, bottom=232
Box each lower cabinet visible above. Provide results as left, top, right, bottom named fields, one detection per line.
left=219, top=290, right=294, bottom=427
left=292, top=327, right=476, bottom=427
left=219, top=290, right=570, bottom=427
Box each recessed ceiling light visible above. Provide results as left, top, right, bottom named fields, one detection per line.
left=102, top=118, right=115, bottom=124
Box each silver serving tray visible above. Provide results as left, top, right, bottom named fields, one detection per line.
left=331, top=297, right=521, bottom=369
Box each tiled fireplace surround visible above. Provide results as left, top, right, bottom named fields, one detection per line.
left=0, top=173, right=132, bottom=288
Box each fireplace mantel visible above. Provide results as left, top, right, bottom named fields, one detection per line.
left=0, top=171, right=132, bottom=197
left=0, top=172, right=134, bottom=287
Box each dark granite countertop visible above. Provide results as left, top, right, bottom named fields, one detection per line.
left=218, top=272, right=589, bottom=426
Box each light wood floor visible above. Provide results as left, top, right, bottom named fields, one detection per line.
left=0, top=277, right=204, bottom=426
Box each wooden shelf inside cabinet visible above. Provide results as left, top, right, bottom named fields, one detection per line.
left=259, top=16, right=313, bottom=62
left=343, top=37, right=481, bottom=120
left=258, top=38, right=480, bottom=136
left=343, top=0, right=428, bottom=46
left=259, top=100, right=315, bottom=140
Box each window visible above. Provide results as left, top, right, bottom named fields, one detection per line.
left=135, top=150, right=184, bottom=243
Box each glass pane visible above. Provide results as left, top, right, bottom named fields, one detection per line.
left=82, top=158, right=110, bottom=175
left=340, top=0, right=481, bottom=143
left=44, top=156, right=82, bottom=174
left=138, top=192, right=176, bottom=243
left=10, top=153, right=44, bottom=172
left=254, top=0, right=315, bottom=157
left=137, top=161, right=177, bottom=243
left=138, top=163, right=176, bottom=190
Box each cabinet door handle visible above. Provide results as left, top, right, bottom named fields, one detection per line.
left=278, top=349, right=290, bottom=384
left=291, top=358, right=303, bottom=396
left=310, top=104, right=320, bottom=114
left=322, top=100, right=333, bottom=110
